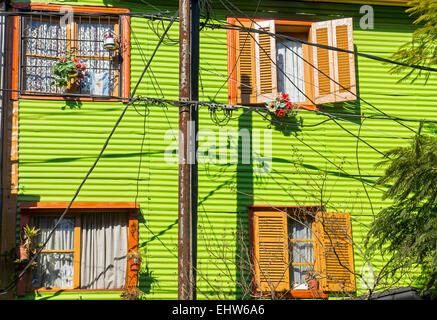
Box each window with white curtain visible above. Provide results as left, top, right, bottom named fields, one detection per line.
left=21, top=14, right=121, bottom=97
left=32, top=217, right=75, bottom=289
left=32, top=213, right=128, bottom=290
left=288, top=216, right=315, bottom=288
left=276, top=39, right=306, bottom=103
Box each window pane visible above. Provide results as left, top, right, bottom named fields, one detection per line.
left=25, top=19, right=67, bottom=57
left=288, top=216, right=315, bottom=287
left=290, top=265, right=311, bottom=286
left=79, top=58, right=116, bottom=95
left=277, top=40, right=306, bottom=102
left=24, top=57, right=64, bottom=94
left=291, top=241, right=314, bottom=264
left=23, top=18, right=67, bottom=94
left=32, top=252, right=74, bottom=288
left=77, top=21, right=114, bottom=57
left=34, top=217, right=74, bottom=251
left=289, top=218, right=312, bottom=240
left=77, top=21, right=117, bottom=96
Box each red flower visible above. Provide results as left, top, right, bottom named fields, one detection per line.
left=286, top=101, right=294, bottom=110
left=281, top=93, right=289, bottom=101
left=59, top=57, right=67, bottom=63
left=276, top=109, right=286, bottom=117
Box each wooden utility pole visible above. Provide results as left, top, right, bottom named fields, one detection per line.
left=178, top=0, right=199, bottom=300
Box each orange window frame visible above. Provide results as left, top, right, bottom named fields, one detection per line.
left=248, top=205, right=328, bottom=299
left=227, top=17, right=319, bottom=111
left=11, top=3, right=131, bottom=102
left=17, top=202, right=139, bottom=297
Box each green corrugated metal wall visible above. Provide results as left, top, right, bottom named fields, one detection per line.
left=14, top=0, right=437, bottom=299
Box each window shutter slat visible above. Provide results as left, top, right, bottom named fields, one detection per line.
left=311, top=21, right=336, bottom=104
left=252, top=211, right=290, bottom=292
left=332, top=18, right=357, bottom=102
left=314, top=212, right=355, bottom=292
left=255, top=20, right=277, bottom=103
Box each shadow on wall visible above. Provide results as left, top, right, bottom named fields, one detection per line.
left=137, top=213, right=178, bottom=297
left=62, top=100, right=83, bottom=110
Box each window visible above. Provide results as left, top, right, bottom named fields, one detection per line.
left=248, top=206, right=355, bottom=298
left=227, top=17, right=356, bottom=107
left=22, top=16, right=120, bottom=97
left=31, top=213, right=127, bottom=290
left=288, top=215, right=315, bottom=288
left=17, top=202, right=138, bottom=295
left=11, top=3, right=131, bottom=100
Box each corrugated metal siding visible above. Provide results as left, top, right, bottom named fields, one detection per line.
left=15, top=0, right=437, bottom=299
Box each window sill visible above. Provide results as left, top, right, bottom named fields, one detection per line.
left=19, top=94, right=129, bottom=103
left=32, top=288, right=124, bottom=293
left=285, top=289, right=328, bottom=299
left=253, top=289, right=328, bottom=299
left=294, top=103, right=319, bottom=112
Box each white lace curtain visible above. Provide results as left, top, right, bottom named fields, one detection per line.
left=24, top=19, right=67, bottom=94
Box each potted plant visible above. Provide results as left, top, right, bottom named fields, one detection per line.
left=305, top=271, right=319, bottom=290
left=121, top=286, right=144, bottom=300
left=17, top=225, right=40, bottom=263
left=265, top=92, right=297, bottom=118
left=103, top=32, right=119, bottom=51
left=51, top=53, right=86, bottom=88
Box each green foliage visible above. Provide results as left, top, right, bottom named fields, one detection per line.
left=23, top=224, right=40, bottom=240
left=366, top=123, right=437, bottom=296
left=51, top=53, right=86, bottom=88
left=390, top=0, right=437, bottom=82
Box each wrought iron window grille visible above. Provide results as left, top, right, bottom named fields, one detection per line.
left=19, top=13, right=124, bottom=99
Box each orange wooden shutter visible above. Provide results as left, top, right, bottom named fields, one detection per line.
left=236, top=21, right=257, bottom=105
left=332, top=18, right=356, bottom=102
left=311, top=20, right=336, bottom=104
left=252, top=211, right=290, bottom=292
left=254, top=20, right=278, bottom=104
left=314, top=212, right=355, bottom=292
left=311, top=18, right=356, bottom=104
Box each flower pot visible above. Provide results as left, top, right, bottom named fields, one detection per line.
left=307, top=279, right=319, bottom=290
left=66, top=80, right=77, bottom=91
left=19, top=245, right=28, bottom=261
